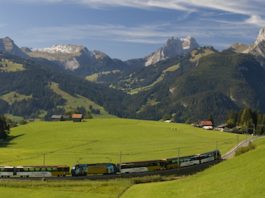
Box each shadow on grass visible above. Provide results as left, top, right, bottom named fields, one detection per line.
left=0, top=134, right=24, bottom=147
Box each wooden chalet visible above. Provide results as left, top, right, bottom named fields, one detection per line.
left=199, top=120, right=214, bottom=130
left=71, top=114, right=84, bottom=122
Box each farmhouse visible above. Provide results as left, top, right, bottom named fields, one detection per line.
left=72, top=114, right=84, bottom=122
left=199, top=120, right=213, bottom=130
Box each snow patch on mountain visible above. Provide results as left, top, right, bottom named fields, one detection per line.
left=34, top=44, right=88, bottom=55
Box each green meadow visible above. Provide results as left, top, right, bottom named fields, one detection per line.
left=122, top=138, right=265, bottom=198
left=0, top=118, right=254, bottom=198
left=0, top=179, right=131, bottom=198
left=0, top=118, right=244, bottom=166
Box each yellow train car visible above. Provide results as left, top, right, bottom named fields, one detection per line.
left=71, top=163, right=117, bottom=176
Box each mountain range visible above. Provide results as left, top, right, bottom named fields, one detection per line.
left=1, top=27, right=265, bottom=123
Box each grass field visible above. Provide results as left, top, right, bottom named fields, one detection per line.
left=0, top=118, right=250, bottom=198
left=122, top=138, right=265, bottom=198
left=0, top=118, right=245, bottom=166
left=0, top=179, right=131, bottom=198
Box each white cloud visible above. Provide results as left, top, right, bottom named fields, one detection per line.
left=18, top=19, right=256, bottom=47
left=22, top=23, right=177, bottom=45
left=10, top=0, right=190, bottom=11
left=11, top=0, right=265, bottom=27
left=10, top=0, right=265, bottom=15
left=245, top=15, right=265, bottom=27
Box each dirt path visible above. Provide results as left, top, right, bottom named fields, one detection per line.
left=222, top=135, right=264, bottom=159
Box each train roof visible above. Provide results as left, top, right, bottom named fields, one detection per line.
left=14, top=165, right=69, bottom=168
left=75, top=163, right=116, bottom=166
left=118, top=159, right=166, bottom=165
left=0, top=166, right=14, bottom=168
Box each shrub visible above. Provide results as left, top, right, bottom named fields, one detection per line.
left=235, top=142, right=256, bottom=156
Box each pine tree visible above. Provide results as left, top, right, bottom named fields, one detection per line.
left=0, top=116, right=10, bottom=139
left=238, top=108, right=254, bottom=133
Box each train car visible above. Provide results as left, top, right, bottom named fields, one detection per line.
left=166, top=155, right=201, bottom=169
left=14, top=165, right=70, bottom=177
left=71, top=163, right=117, bottom=176
left=118, top=160, right=166, bottom=174
left=0, top=166, right=14, bottom=177
left=198, top=150, right=221, bottom=164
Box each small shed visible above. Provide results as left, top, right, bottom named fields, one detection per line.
left=51, top=115, right=71, bottom=121
left=215, top=124, right=228, bottom=131
left=72, top=114, right=84, bottom=122
left=51, top=115, right=63, bottom=121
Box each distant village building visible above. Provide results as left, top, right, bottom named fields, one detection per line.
left=215, top=124, right=228, bottom=132
left=51, top=115, right=70, bottom=121
left=199, top=120, right=214, bottom=130
left=72, top=114, right=84, bottom=122
left=51, top=115, right=63, bottom=121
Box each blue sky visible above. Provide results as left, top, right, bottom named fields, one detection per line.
left=0, top=0, right=265, bottom=60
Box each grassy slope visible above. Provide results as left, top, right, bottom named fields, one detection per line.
left=0, top=59, right=25, bottom=72
left=0, top=118, right=244, bottom=166
left=0, top=180, right=131, bottom=198
left=0, top=91, right=32, bottom=105
left=129, top=64, right=180, bottom=95
left=85, top=70, right=120, bottom=82
left=122, top=138, right=265, bottom=198
left=49, top=82, right=112, bottom=117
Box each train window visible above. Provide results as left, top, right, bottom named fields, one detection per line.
left=63, top=167, right=69, bottom=171
left=5, top=168, right=14, bottom=172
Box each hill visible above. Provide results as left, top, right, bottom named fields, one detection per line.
left=2, top=35, right=265, bottom=123
left=0, top=118, right=244, bottom=165
left=126, top=51, right=265, bottom=123
left=122, top=138, right=265, bottom=198
left=0, top=54, right=126, bottom=119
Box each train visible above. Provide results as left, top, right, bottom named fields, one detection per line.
left=0, top=150, right=221, bottom=178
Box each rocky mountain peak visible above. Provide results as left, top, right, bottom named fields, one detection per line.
left=181, top=36, right=199, bottom=50
left=0, top=37, right=16, bottom=51
left=92, top=50, right=110, bottom=60
left=228, top=43, right=249, bottom=53
left=0, top=36, right=28, bottom=58
left=145, top=36, right=199, bottom=66
left=255, top=27, right=265, bottom=45
left=247, top=27, right=265, bottom=58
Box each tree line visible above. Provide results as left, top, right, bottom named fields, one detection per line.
left=226, top=108, right=265, bottom=135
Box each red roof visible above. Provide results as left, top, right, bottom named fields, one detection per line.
left=72, top=114, right=83, bottom=119
left=200, top=120, right=213, bottom=126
